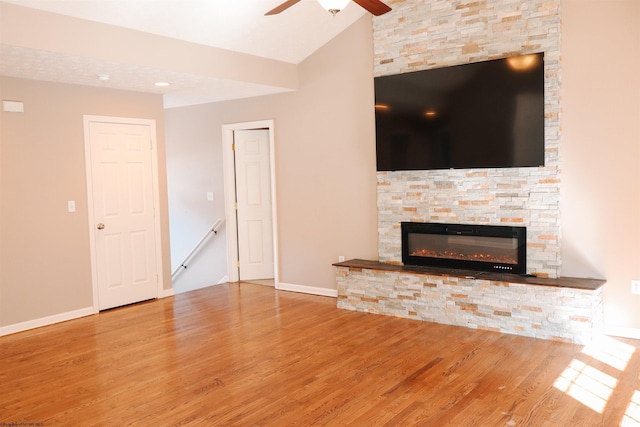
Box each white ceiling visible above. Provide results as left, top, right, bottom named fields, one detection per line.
left=0, top=0, right=369, bottom=108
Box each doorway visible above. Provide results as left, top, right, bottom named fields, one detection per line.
left=84, top=116, right=164, bottom=310
left=222, top=121, right=279, bottom=286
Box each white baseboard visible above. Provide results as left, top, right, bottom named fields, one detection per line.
left=217, top=275, right=229, bottom=284
left=0, top=283, right=335, bottom=336
left=276, top=282, right=338, bottom=298
left=159, top=287, right=175, bottom=298
left=1, top=287, right=176, bottom=337
left=0, top=306, right=96, bottom=337
left=599, top=326, right=640, bottom=340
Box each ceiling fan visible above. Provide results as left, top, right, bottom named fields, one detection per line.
left=266, top=0, right=392, bottom=16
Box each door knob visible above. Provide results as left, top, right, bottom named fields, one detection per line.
left=97, top=223, right=105, bottom=230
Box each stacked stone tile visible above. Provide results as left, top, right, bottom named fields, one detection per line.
left=336, top=265, right=603, bottom=344
left=374, top=0, right=562, bottom=279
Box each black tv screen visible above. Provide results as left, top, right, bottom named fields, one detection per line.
left=375, top=53, right=545, bottom=171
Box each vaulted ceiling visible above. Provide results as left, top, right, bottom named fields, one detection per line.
left=0, top=0, right=368, bottom=108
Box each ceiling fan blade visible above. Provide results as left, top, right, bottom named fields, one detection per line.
left=265, top=0, right=303, bottom=15
left=353, top=0, right=392, bottom=16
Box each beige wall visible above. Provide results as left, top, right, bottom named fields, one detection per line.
left=165, top=16, right=379, bottom=291
left=561, top=0, right=640, bottom=328
left=0, top=77, right=171, bottom=327
left=3, top=0, right=639, bottom=333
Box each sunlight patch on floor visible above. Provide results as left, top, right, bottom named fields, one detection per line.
left=622, top=390, right=640, bottom=426
left=554, top=359, right=617, bottom=413
left=554, top=336, right=637, bottom=415
left=582, top=335, right=635, bottom=371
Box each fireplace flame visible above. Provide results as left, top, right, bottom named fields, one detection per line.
left=411, top=249, right=517, bottom=265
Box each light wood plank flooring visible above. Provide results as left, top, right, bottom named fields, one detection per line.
left=2, top=283, right=640, bottom=426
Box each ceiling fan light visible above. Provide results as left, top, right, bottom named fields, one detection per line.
left=317, top=0, right=351, bottom=14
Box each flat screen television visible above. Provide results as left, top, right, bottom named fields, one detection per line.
left=374, top=53, right=545, bottom=171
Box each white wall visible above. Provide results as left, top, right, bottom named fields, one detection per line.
left=165, top=107, right=228, bottom=293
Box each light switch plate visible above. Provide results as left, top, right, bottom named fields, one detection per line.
left=68, top=200, right=76, bottom=212
left=3, top=100, right=24, bottom=113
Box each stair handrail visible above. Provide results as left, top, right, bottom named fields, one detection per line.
left=171, top=218, right=223, bottom=280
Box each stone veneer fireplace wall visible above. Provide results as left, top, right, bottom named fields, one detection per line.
left=334, top=0, right=605, bottom=344
left=374, top=0, right=562, bottom=278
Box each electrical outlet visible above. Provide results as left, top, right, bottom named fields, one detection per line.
left=338, top=255, right=345, bottom=262
left=632, top=280, right=640, bottom=295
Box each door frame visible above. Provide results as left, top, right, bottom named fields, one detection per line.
left=83, top=115, right=165, bottom=311
left=221, top=120, right=279, bottom=287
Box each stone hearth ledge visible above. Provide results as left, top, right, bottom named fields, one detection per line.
left=334, top=259, right=605, bottom=344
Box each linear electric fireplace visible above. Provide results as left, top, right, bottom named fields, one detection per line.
left=401, top=222, right=527, bottom=274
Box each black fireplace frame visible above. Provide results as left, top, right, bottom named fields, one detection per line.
left=401, top=222, right=527, bottom=274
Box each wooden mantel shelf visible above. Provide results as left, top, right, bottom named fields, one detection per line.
left=333, top=259, right=605, bottom=291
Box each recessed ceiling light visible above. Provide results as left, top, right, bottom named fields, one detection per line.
left=97, top=74, right=110, bottom=81
left=154, top=82, right=171, bottom=87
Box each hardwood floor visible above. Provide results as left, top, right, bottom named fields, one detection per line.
left=2, top=283, right=640, bottom=426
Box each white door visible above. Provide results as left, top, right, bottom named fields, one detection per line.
left=87, top=120, right=159, bottom=310
left=234, top=129, right=274, bottom=281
